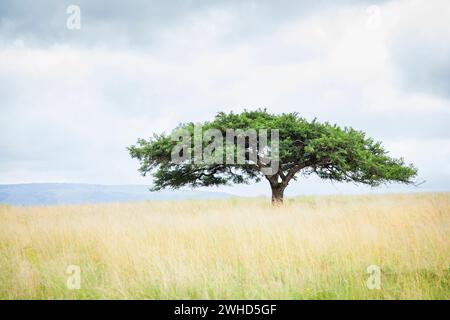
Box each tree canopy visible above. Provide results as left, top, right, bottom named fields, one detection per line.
left=129, top=110, right=418, bottom=204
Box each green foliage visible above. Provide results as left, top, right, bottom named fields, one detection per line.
left=128, top=109, right=417, bottom=193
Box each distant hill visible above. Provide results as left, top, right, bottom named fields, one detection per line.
left=0, top=183, right=232, bottom=206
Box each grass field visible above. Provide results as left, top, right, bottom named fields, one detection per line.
left=0, top=193, right=449, bottom=299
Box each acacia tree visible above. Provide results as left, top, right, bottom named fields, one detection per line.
left=129, top=110, right=417, bottom=204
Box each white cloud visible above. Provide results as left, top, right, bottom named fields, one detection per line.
left=0, top=0, right=449, bottom=195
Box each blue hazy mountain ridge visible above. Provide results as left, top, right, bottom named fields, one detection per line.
left=0, top=183, right=232, bottom=206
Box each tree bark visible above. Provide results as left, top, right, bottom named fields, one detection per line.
left=271, top=184, right=285, bottom=205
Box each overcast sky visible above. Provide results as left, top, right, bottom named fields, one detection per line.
left=0, top=0, right=449, bottom=196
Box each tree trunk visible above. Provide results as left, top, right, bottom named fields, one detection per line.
left=271, top=184, right=285, bottom=205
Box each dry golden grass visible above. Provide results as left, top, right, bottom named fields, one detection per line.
left=0, top=193, right=449, bottom=299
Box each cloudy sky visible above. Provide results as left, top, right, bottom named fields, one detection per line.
left=0, top=0, right=449, bottom=196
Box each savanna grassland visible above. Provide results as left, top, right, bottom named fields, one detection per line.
left=0, top=193, right=449, bottom=299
